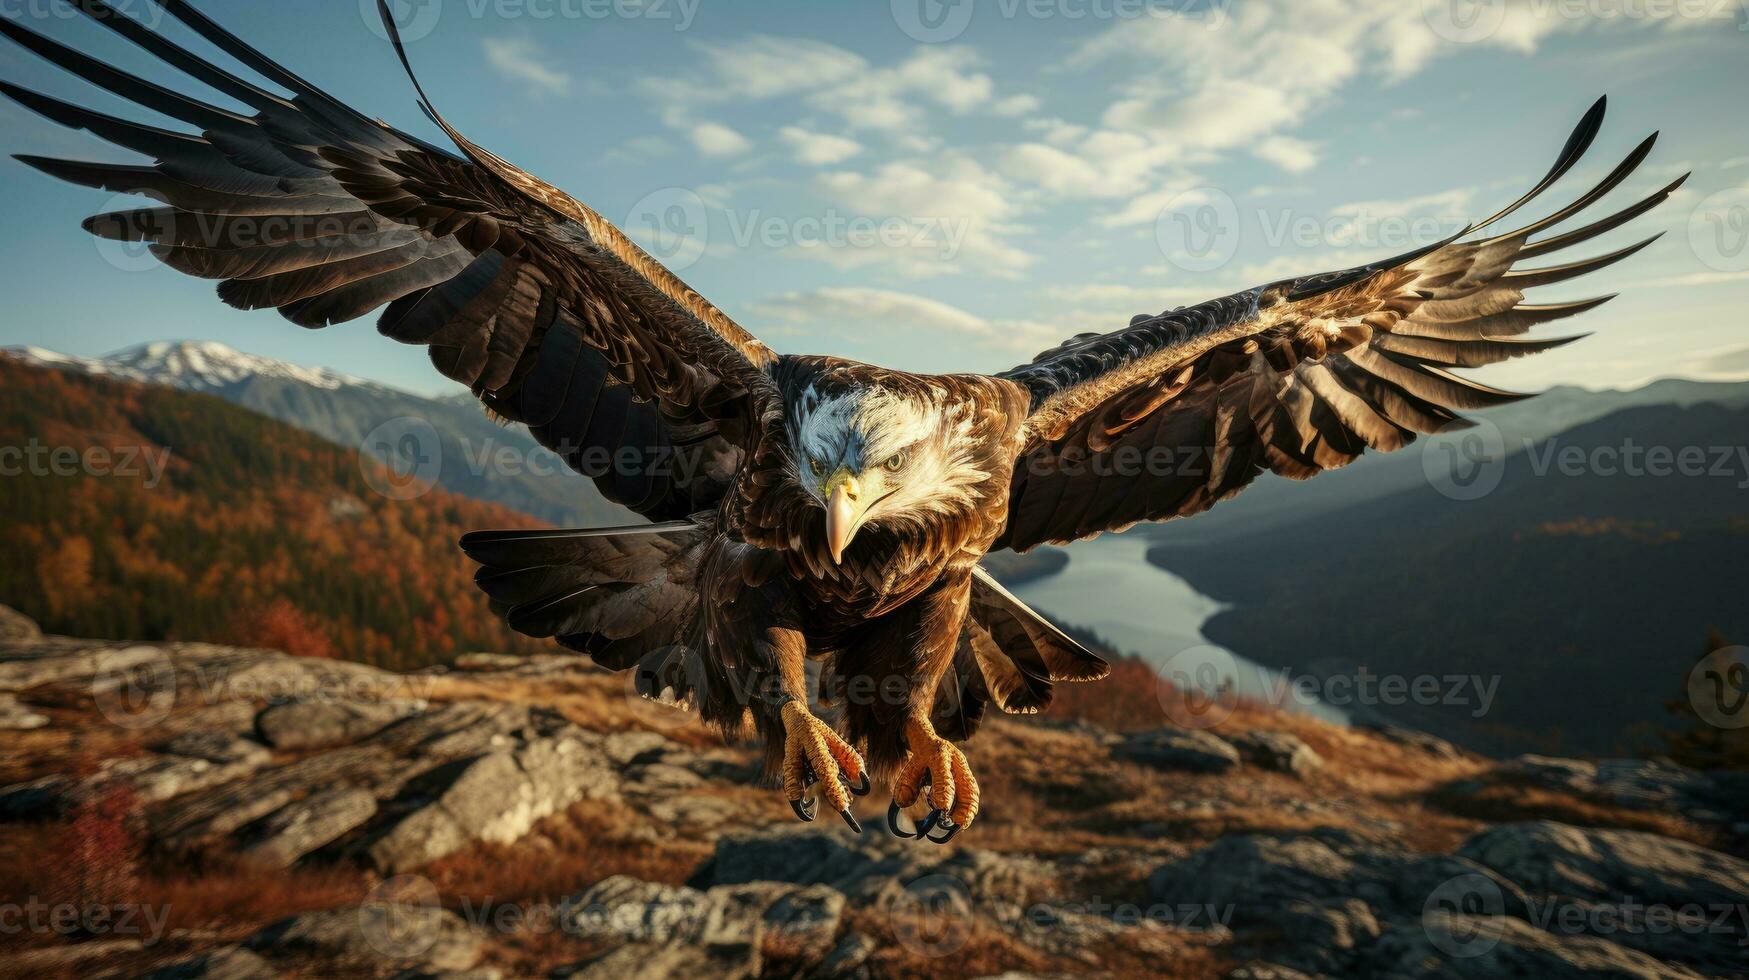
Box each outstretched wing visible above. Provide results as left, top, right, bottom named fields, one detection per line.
left=2, top=0, right=778, bottom=520
left=995, top=98, right=1682, bottom=552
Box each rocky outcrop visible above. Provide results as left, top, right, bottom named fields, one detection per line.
left=1115, top=728, right=1240, bottom=773
left=1229, top=730, right=1322, bottom=777
left=4, top=622, right=1743, bottom=979
left=1149, top=821, right=1749, bottom=978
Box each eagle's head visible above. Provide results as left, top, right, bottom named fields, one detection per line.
left=788, top=384, right=992, bottom=564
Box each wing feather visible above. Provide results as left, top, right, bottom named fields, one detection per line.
left=995, top=98, right=1677, bottom=551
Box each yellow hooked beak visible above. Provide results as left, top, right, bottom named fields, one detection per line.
left=823, top=470, right=864, bottom=565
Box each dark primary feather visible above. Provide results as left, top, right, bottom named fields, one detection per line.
left=2, top=0, right=776, bottom=523
left=996, top=97, right=1682, bottom=552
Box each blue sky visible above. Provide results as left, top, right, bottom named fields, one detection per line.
left=1, top=0, right=1746, bottom=395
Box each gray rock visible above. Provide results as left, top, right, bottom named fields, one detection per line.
left=1359, top=723, right=1464, bottom=759
left=1149, top=835, right=1374, bottom=923
left=1365, top=912, right=1706, bottom=979
left=1116, top=729, right=1241, bottom=774
left=809, top=931, right=874, bottom=978
left=256, top=699, right=422, bottom=751
left=0, top=605, right=42, bottom=644
left=1494, top=755, right=1749, bottom=827
left=563, top=876, right=713, bottom=943
left=690, top=830, right=894, bottom=891
left=244, top=787, right=378, bottom=868
left=1229, top=731, right=1322, bottom=777
left=764, top=884, right=846, bottom=961
left=564, top=942, right=757, bottom=980
left=369, top=734, right=615, bottom=872
left=561, top=875, right=767, bottom=978
left=247, top=904, right=481, bottom=974
left=102, top=751, right=267, bottom=804
left=164, top=732, right=272, bottom=765
left=0, top=642, right=166, bottom=692
left=142, top=945, right=279, bottom=980
left=1457, top=820, right=1749, bottom=970
left=601, top=730, right=676, bottom=766
left=0, top=692, right=48, bottom=730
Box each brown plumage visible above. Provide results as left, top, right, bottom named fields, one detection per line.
left=5, top=2, right=1679, bottom=839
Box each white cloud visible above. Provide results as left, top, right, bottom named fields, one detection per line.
left=809, top=155, right=1035, bottom=278
left=992, top=94, right=1041, bottom=118
left=481, top=37, right=572, bottom=98
left=1253, top=136, right=1320, bottom=174
left=691, top=122, right=752, bottom=159
left=778, top=127, right=863, bottom=166
left=755, top=287, right=992, bottom=336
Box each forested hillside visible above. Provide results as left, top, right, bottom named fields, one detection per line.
left=0, top=355, right=546, bottom=670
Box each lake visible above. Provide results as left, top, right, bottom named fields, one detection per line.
left=1008, top=531, right=1345, bottom=724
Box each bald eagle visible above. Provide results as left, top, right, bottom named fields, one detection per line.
left=5, top=1, right=1680, bottom=842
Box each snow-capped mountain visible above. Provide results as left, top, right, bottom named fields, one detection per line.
left=7, top=340, right=370, bottom=393
left=6, top=341, right=630, bottom=528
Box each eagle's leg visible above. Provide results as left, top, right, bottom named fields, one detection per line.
left=780, top=700, right=869, bottom=832
left=889, top=713, right=980, bottom=843
left=770, top=626, right=868, bottom=832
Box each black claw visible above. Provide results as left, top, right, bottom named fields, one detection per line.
left=790, top=796, right=817, bottom=822
left=839, top=808, right=862, bottom=834
left=887, top=799, right=916, bottom=839
left=926, top=819, right=961, bottom=844
left=915, top=808, right=942, bottom=840
left=844, top=770, right=871, bottom=797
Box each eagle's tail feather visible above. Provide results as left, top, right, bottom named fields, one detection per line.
left=931, top=566, right=1111, bottom=741
left=460, top=520, right=707, bottom=672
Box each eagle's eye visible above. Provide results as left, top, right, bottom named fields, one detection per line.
left=808, top=457, right=827, bottom=478
left=882, top=451, right=906, bottom=473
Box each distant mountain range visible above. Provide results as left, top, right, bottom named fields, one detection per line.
left=1140, top=378, right=1749, bottom=548
left=0, top=355, right=546, bottom=669
left=1148, top=392, right=1749, bottom=759
left=7, top=341, right=631, bottom=529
